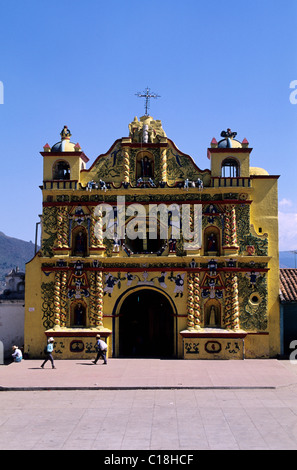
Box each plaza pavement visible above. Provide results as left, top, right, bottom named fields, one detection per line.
left=1, top=358, right=297, bottom=450
left=1, top=357, right=297, bottom=390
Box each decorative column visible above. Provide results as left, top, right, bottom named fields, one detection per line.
left=89, top=272, right=97, bottom=327
left=90, top=208, right=105, bottom=256
left=160, top=148, right=167, bottom=183
left=187, top=273, right=195, bottom=329
left=231, top=274, right=240, bottom=330
left=96, top=271, right=104, bottom=327
left=53, top=272, right=61, bottom=328
left=60, top=271, right=68, bottom=327
left=187, top=273, right=201, bottom=330
left=91, top=208, right=104, bottom=247
left=230, top=205, right=238, bottom=247
left=123, top=148, right=130, bottom=184
left=224, top=273, right=240, bottom=330
left=193, top=273, right=201, bottom=329
left=90, top=271, right=104, bottom=328
left=223, top=205, right=239, bottom=255
left=56, top=207, right=69, bottom=248
left=223, top=207, right=231, bottom=247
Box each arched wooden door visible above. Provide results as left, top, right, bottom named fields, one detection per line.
left=118, top=289, right=174, bottom=358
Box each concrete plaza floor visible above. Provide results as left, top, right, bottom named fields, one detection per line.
left=1, top=358, right=297, bottom=450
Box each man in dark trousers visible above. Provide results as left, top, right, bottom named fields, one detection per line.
left=41, top=337, right=56, bottom=369
left=92, top=334, right=108, bottom=365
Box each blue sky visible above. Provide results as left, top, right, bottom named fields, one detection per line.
left=0, top=0, right=297, bottom=251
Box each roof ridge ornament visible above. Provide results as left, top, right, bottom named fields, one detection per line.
left=220, top=128, right=237, bottom=139
left=60, top=125, right=72, bottom=140
left=135, top=87, right=160, bottom=116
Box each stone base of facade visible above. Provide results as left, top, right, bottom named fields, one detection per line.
left=180, top=329, right=247, bottom=360
left=44, top=328, right=112, bottom=360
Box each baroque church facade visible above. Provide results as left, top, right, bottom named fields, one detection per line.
left=24, top=116, right=280, bottom=359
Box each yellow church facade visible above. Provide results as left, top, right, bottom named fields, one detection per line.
left=24, top=117, right=280, bottom=360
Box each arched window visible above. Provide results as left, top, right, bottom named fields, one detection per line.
left=221, top=158, right=239, bottom=178
left=17, top=282, right=25, bottom=292
left=53, top=160, right=71, bottom=180
left=124, top=218, right=165, bottom=255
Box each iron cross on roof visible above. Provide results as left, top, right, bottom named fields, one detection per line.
left=135, top=87, right=160, bottom=116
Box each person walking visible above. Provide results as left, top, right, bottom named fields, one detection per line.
left=11, top=345, right=22, bottom=362
left=92, top=334, right=108, bottom=365
left=41, top=337, right=56, bottom=369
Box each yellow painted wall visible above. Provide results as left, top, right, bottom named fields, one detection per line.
left=250, top=176, right=280, bottom=356
left=24, top=255, right=44, bottom=357
left=210, top=152, right=250, bottom=177
left=25, top=121, right=280, bottom=360
left=42, top=155, right=83, bottom=182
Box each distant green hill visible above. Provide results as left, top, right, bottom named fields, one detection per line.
left=0, top=231, right=37, bottom=288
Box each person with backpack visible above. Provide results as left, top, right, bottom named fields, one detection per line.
left=41, top=337, right=56, bottom=369
left=92, top=334, right=108, bottom=365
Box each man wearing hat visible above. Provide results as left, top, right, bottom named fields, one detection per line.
left=11, top=345, right=22, bottom=363
left=92, top=334, right=108, bottom=365
left=41, top=337, right=56, bottom=369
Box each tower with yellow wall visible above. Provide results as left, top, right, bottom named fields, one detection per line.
left=24, top=120, right=280, bottom=360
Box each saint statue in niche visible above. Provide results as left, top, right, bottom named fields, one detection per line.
left=73, top=302, right=85, bottom=326
left=74, top=231, right=86, bottom=256
left=206, top=305, right=220, bottom=328
left=141, top=156, right=153, bottom=177
left=207, top=232, right=217, bottom=252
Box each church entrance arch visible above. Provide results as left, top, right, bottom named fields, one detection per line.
left=115, top=288, right=175, bottom=358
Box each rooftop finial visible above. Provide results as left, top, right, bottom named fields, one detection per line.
left=60, top=125, right=72, bottom=140
left=220, top=128, right=237, bottom=139
left=135, top=87, right=160, bottom=116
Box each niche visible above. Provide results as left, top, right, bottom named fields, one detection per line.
left=70, top=301, right=87, bottom=327
left=204, top=226, right=220, bottom=256
left=72, top=227, right=88, bottom=257
left=136, top=151, right=154, bottom=179
left=204, top=300, right=221, bottom=328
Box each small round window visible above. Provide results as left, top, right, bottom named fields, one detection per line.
left=248, top=292, right=261, bottom=306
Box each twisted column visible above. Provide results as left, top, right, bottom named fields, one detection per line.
left=224, top=207, right=231, bottom=247
left=91, top=208, right=104, bottom=248
left=123, top=149, right=130, bottom=184
left=96, top=272, right=104, bottom=327
left=231, top=274, right=240, bottom=329
left=60, top=271, right=68, bottom=327
left=187, top=273, right=195, bottom=329
left=56, top=207, right=68, bottom=248
left=187, top=273, right=201, bottom=329
left=224, top=273, right=240, bottom=330
left=89, top=272, right=97, bottom=327
left=182, top=204, right=194, bottom=244
left=53, top=272, right=61, bottom=327
left=161, top=148, right=167, bottom=183
left=230, top=205, right=238, bottom=246
left=193, top=273, right=201, bottom=329
left=89, top=271, right=104, bottom=328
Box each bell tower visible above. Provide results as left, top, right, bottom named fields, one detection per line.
left=41, top=126, right=89, bottom=187
left=207, top=128, right=252, bottom=183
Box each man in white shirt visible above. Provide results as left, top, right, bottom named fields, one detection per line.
left=92, top=334, right=108, bottom=365
left=12, top=345, right=22, bottom=363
